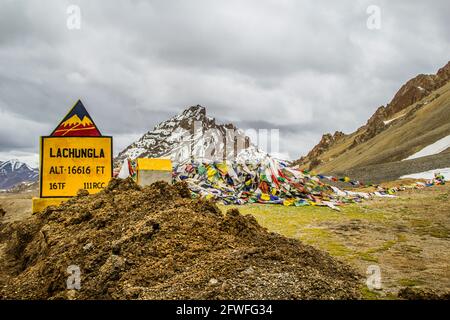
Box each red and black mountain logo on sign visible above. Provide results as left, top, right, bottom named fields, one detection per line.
left=51, top=100, right=101, bottom=137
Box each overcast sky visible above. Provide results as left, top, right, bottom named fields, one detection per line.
left=0, top=0, right=449, bottom=166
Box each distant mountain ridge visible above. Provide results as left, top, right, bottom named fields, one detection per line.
left=293, top=61, right=450, bottom=173
left=0, top=159, right=38, bottom=190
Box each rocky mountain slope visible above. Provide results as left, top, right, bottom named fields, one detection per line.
left=294, top=61, right=450, bottom=173
left=0, top=160, right=38, bottom=190
left=116, top=105, right=266, bottom=165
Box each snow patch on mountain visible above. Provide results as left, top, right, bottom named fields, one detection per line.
left=400, top=167, right=449, bottom=180
left=403, top=135, right=450, bottom=160
left=383, top=113, right=405, bottom=125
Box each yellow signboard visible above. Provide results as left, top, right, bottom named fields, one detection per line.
left=40, top=136, right=113, bottom=198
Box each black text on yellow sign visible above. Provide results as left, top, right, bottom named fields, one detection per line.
left=40, top=136, right=113, bottom=198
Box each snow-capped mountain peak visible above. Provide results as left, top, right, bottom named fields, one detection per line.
left=0, top=159, right=34, bottom=172
left=179, top=104, right=206, bottom=119
left=116, top=105, right=268, bottom=165
left=0, top=159, right=38, bottom=190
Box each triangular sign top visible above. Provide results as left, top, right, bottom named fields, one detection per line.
left=51, top=100, right=101, bottom=137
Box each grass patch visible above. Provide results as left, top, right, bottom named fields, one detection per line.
left=398, top=278, right=424, bottom=287
left=358, top=252, right=378, bottom=263
left=358, top=239, right=397, bottom=262
left=368, top=240, right=396, bottom=253
left=297, top=228, right=352, bottom=257
left=219, top=203, right=388, bottom=263
left=424, top=227, right=449, bottom=239
left=221, top=202, right=430, bottom=267
left=409, top=219, right=432, bottom=228
left=360, top=286, right=382, bottom=300
left=399, top=244, right=422, bottom=254
left=408, top=219, right=450, bottom=239
left=221, top=202, right=387, bottom=230
left=434, top=193, right=449, bottom=202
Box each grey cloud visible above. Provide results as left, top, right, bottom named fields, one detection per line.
left=0, top=0, right=449, bottom=165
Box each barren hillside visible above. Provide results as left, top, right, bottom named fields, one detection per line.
left=294, top=62, right=450, bottom=174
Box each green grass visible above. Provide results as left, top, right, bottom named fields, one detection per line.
left=360, top=286, right=383, bottom=300
left=297, top=227, right=352, bottom=257
left=358, top=239, right=402, bottom=263
left=358, top=252, right=378, bottom=263
left=398, top=278, right=424, bottom=287
left=222, top=202, right=387, bottom=229
left=408, top=218, right=450, bottom=239
left=366, top=239, right=397, bottom=254
left=219, top=203, right=389, bottom=264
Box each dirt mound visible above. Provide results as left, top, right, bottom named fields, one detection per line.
left=0, top=178, right=361, bottom=299
left=398, top=287, right=450, bottom=300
